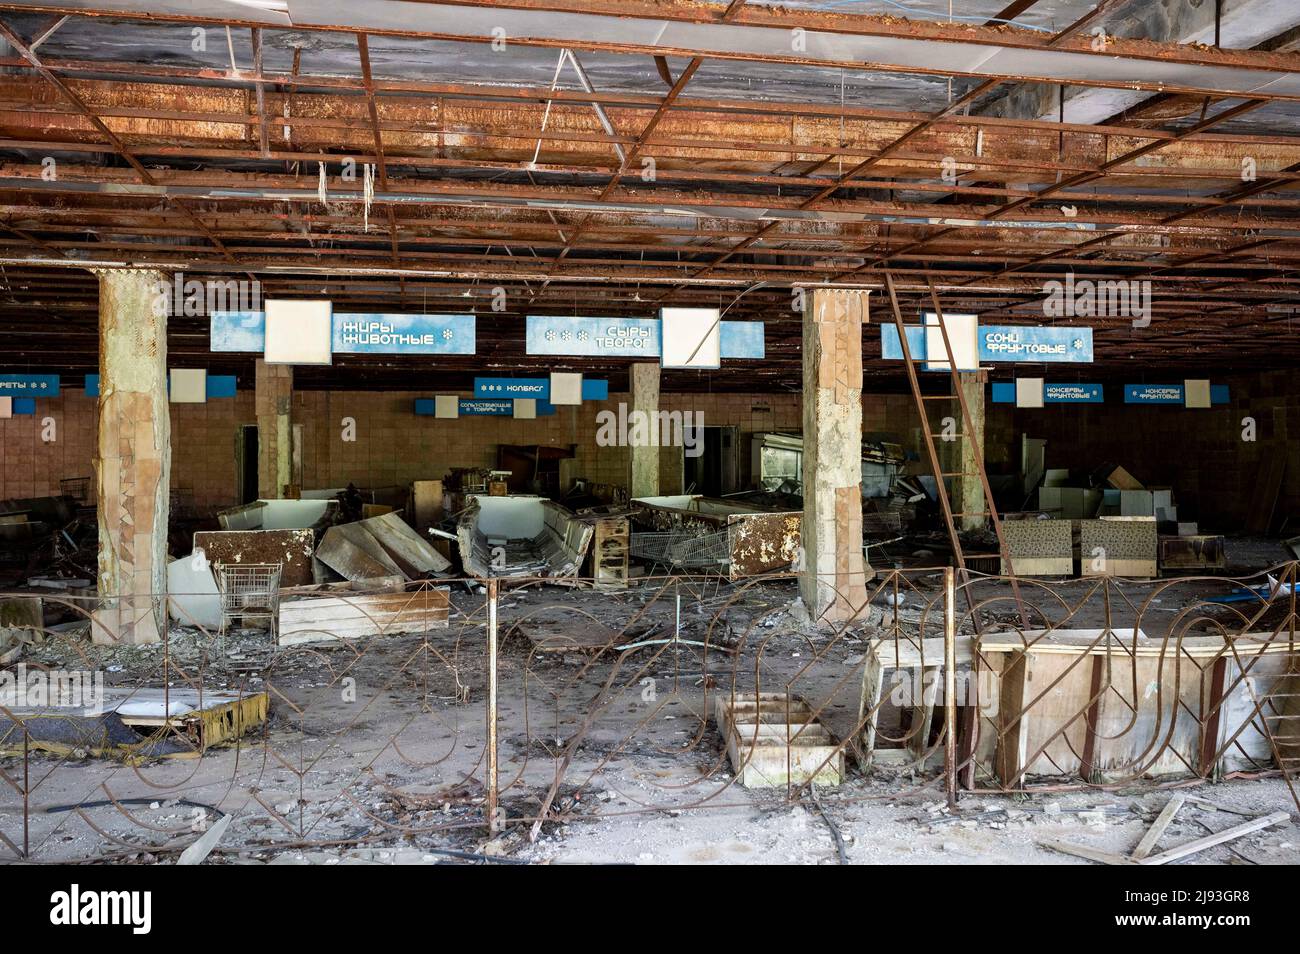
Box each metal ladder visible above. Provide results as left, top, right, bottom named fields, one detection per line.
left=883, top=271, right=1026, bottom=625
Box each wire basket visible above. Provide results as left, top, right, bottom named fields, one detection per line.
left=60, top=477, right=91, bottom=505
left=213, top=562, right=283, bottom=638
left=630, top=529, right=730, bottom=569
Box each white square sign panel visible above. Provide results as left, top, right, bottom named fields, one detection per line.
left=549, top=372, right=583, bottom=405
left=660, top=307, right=721, bottom=369
left=1184, top=379, right=1211, bottom=409
left=169, top=368, right=207, bottom=404
left=0, top=396, right=10, bottom=419
left=922, top=311, right=979, bottom=372
left=1015, top=377, right=1045, bottom=408
left=435, top=394, right=459, bottom=419
left=264, top=299, right=333, bottom=365
left=514, top=398, right=536, bottom=420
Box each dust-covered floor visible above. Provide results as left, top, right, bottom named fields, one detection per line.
left=3, top=539, right=1299, bottom=865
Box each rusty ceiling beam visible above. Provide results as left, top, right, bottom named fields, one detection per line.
left=0, top=0, right=1296, bottom=99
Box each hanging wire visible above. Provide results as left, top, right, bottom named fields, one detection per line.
left=362, top=163, right=375, bottom=231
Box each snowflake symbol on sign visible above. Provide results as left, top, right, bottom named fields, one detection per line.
left=545, top=330, right=557, bottom=341
left=442, top=329, right=454, bottom=340
left=1073, top=338, right=1084, bottom=349
left=561, top=331, right=572, bottom=341
left=577, top=331, right=590, bottom=341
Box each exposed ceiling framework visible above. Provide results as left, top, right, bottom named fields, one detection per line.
left=0, top=0, right=1295, bottom=390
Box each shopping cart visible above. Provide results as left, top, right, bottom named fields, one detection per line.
left=213, top=562, right=283, bottom=641
left=630, top=529, right=730, bottom=571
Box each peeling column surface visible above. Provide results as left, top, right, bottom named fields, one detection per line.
left=801, top=289, right=871, bottom=622
left=255, top=359, right=293, bottom=498
left=630, top=362, right=660, bottom=499
left=955, top=370, right=987, bottom=532
left=94, top=268, right=170, bottom=646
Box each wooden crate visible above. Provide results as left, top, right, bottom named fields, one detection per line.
left=714, top=691, right=843, bottom=788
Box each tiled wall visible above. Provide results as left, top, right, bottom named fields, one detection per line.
left=0, top=390, right=254, bottom=509
left=2, top=373, right=1293, bottom=531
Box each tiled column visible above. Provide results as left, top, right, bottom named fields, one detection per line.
left=800, top=289, right=871, bottom=622
left=93, top=268, right=169, bottom=645
left=255, top=359, right=293, bottom=498
left=954, top=370, right=987, bottom=531
left=630, top=362, right=660, bottom=499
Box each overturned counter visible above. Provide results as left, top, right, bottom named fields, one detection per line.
left=457, top=495, right=594, bottom=581
left=630, top=495, right=801, bottom=579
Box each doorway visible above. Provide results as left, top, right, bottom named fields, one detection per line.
left=236, top=425, right=260, bottom=504
left=683, top=425, right=739, bottom=496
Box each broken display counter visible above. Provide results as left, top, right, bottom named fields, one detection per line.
left=630, top=495, right=801, bottom=580
left=856, top=635, right=974, bottom=772
left=972, top=629, right=1300, bottom=787
left=456, top=495, right=594, bottom=581
left=714, top=691, right=844, bottom=788
left=0, top=687, right=268, bottom=761
left=278, top=581, right=450, bottom=646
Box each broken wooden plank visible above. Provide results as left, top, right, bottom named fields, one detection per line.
left=1131, top=794, right=1185, bottom=860
left=177, top=814, right=231, bottom=865
left=1138, top=811, right=1289, bottom=866
left=1037, top=838, right=1138, bottom=865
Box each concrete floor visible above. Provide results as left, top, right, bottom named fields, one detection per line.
left=3, top=536, right=1299, bottom=864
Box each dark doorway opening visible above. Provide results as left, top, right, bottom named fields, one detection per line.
left=237, top=425, right=259, bottom=504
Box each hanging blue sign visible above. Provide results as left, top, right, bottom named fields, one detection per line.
left=475, top=377, right=548, bottom=398
left=11, top=398, right=35, bottom=415
left=1124, top=384, right=1184, bottom=405
left=526, top=316, right=764, bottom=359
left=85, top=374, right=236, bottom=399
left=1124, top=384, right=1231, bottom=406
left=473, top=377, right=609, bottom=400
left=211, top=312, right=476, bottom=355
left=414, top=398, right=557, bottom=417
left=0, top=374, right=59, bottom=397
left=882, top=325, right=1093, bottom=365
left=992, top=382, right=1104, bottom=404
left=332, top=314, right=475, bottom=355
left=980, top=326, right=1091, bottom=362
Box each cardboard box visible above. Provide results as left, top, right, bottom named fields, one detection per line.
left=1120, top=489, right=1154, bottom=516
left=1104, top=465, right=1144, bottom=491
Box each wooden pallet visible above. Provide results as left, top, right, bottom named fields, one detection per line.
left=713, top=691, right=843, bottom=788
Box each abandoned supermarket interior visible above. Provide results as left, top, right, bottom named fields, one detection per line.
left=1, top=0, right=1299, bottom=876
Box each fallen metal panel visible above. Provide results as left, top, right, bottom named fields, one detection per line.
left=357, top=511, right=452, bottom=576
left=315, top=524, right=405, bottom=581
